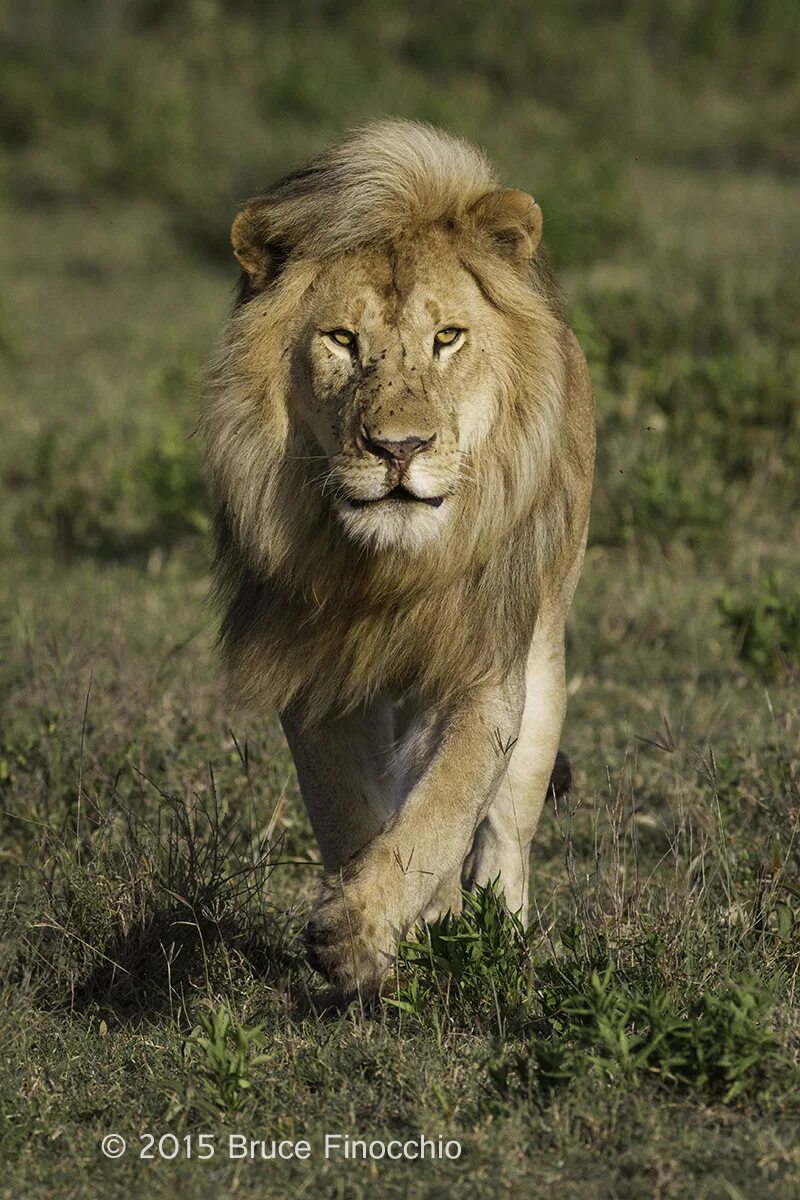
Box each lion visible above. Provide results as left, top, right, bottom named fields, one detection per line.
left=203, top=119, right=595, bottom=1000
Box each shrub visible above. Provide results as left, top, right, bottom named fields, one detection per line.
left=11, top=419, right=209, bottom=559
left=591, top=459, right=729, bottom=551
left=387, top=882, right=534, bottom=1032
left=391, top=891, right=795, bottom=1108
left=718, top=573, right=800, bottom=679
left=487, top=966, right=787, bottom=1106
left=183, top=1006, right=271, bottom=1115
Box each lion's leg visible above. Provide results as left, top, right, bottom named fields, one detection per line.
left=280, top=700, right=396, bottom=871
left=304, top=674, right=526, bottom=999
left=461, top=621, right=567, bottom=923
left=421, top=869, right=464, bottom=923
left=386, top=701, right=466, bottom=924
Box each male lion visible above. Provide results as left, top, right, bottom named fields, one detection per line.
left=203, top=120, right=595, bottom=999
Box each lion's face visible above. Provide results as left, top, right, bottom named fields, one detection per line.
left=294, top=230, right=501, bottom=552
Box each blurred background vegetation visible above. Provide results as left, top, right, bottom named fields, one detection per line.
left=1, top=0, right=798, bottom=575
left=1, top=5, right=799, bottom=1196
left=3, top=0, right=799, bottom=256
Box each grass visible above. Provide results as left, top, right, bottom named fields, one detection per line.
left=718, top=574, right=800, bottom=681
left=2, top=4, right=800, bottom=1198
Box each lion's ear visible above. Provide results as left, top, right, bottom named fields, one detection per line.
left=231, top=203, right=289, bottom=291
left=469, top=188, right=543, bottom=263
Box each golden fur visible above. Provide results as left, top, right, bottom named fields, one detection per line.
left=203, top=120, right=593, bottom=729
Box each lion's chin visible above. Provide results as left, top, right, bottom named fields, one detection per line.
left=335, top=495, right=451, bottom=553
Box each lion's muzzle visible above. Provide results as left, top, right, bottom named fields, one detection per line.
left=345, top=425, right=446, bottom=508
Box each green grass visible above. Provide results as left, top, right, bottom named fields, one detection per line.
left=718, top=574, right=800, bottom=680
left=2, top=4, right=800, bottom=1198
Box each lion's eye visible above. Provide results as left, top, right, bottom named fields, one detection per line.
left=433, top=327, right=465, bottom=354
left=323, top=328, right=357, bottom=350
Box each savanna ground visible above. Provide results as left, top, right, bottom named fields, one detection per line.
left=1, top=3, right=799, bottom=1197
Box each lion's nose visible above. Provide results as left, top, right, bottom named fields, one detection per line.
left=361, top=430, right=436, bottom=471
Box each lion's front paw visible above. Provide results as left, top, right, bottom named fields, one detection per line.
left=305, top=872, right=396, bottom=1001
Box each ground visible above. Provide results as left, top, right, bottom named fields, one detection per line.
left=1, top=4, right=799, bottom=1198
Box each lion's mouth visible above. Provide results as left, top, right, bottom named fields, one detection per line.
left=348, top=486, right=445, bottom=510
